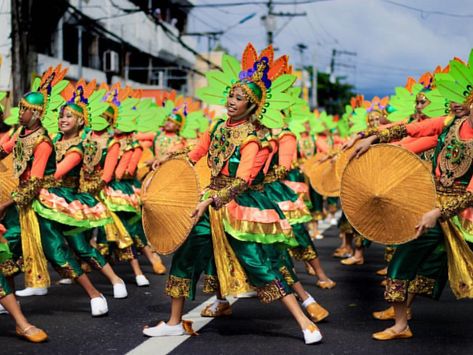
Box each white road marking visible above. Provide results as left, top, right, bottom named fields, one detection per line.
left=128, top=222, right=333, bottom=355
left=127, top=296, right=237, bottom=355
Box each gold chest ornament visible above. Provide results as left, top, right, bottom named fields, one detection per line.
left=208, top=120, right=255, bottom=177
left=438, top=118, right=473, bottom=187
left=13, top=127, right=47, bottom=178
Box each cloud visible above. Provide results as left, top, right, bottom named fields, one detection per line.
left=190, top=0, right=473, bottom=98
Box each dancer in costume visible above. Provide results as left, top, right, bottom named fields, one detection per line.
left=33, top=79, right=128, bottom=299
left=98, top=84, right=165, bottom=284
left=340, top=98, right=390, bottom=266
left=143, top=43, right=323, bottom=344
left=0, top=66, right=109, bottom=315
left=350, top=51, right=473, bottom=340
left=0, top=224, right=48, bottom=343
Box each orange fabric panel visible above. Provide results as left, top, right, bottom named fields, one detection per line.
left=54, top=151, right=82, bottom=179
left=188, top=131, right=211, bottom=164
left=399, top=136, right=438, bottom=155
left=102, top=142, right=120, bottom=183
left=30, top=141, right=53, bottom=179
left=406, top=116, right=446, bottom=138
left=278, top=134, right=297, bottom=170
left=263, top=140, right=278, bottom=174
left=127, top=147, right=143, bottom=175
left=236, top=141, right=261, bottom=183
left=115, top=150, right=132, bottom=180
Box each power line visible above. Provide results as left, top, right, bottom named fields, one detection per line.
left=382, top=0, right=473, bottom=18
left=177, top=1, right=332, bottom=8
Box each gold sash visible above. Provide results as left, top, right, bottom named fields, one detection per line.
left=209, top=207, right=252, bottom=296
left=441, top=219, right=473, bottom=299
left=19, top=206, right=50, bottom=288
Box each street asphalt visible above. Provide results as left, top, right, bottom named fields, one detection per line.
left=1, top=226, right=472, bottom=354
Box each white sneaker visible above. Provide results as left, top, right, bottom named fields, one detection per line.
left=330, top=218, right=338, bottom=226
left=315, top=234, right=324, bottom=240
left=15, top=287, right=48, bottom=297
left=136, top=275, right=150, bottom=287
left=0, top=303, right=8, bottom=315
left=236, top=290, right=257, bottom=298
left=91, top=295, right=108, bottom=317
left=113, top=281, right=128, bottom=299
left=143, top=321, right=185, bottom=337
left=59, top=278, right=73, bottom=285
left=303, top=324, right=323, bottom=344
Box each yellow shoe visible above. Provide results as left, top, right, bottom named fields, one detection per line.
left=152, top=261, right=167, bottom=275
left=376, top=267, right=388, bottom=276
left=306, top=302, right=329, bottom=323
left=200, top=301, right=232, bottom=317
left=372, top=306, right=412, bottom=320
left=16, top=325, right=48, bottom=343
left=372, top=326, right=413, bottom=340
left=316, top=280, right=336, bottom=289
left=380, top=279, right=387, bottom=287
left=341, top=257, right=364, bottom=265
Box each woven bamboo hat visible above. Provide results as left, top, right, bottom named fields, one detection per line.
left=194, top=156, right=211, bottom=189
left=0, top=155, right=18, bottom=202
left=340, top=144, right=436, bottom=245
left=141, top=158, right=201, bottom=254
left=136, top=147, right=154, bottom=182
left=308, top=157, right=340, bottom=197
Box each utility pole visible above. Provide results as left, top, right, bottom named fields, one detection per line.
left=330, top=48, right=357, bottom=83
left=261, top=0, right=306, bottom=46
left=77, top=0, right=83, bottom=78
left=11, top=0, right=36, bottom=105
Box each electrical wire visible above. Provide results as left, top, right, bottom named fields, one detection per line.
left=382, top=0, right=473, bottom=18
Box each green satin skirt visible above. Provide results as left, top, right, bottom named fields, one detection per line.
left=166, top=211, right=292, bottom=301
left=385, top=223, right=448, bottom=302
left=0, top=272, right=12, bottom=298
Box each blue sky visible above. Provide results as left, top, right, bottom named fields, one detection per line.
left=187, top=0, right=473, bottom=98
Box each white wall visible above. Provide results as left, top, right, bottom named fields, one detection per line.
left=69, top=0, right=196, bottom=66
left=0, top=0, right=12, bottom=91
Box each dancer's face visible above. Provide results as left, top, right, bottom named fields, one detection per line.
left=59, top=108, right=80, bottom=136
left=450, top=102, right=469, bottom=118
left=226, top=86, right=252, bottom=120
left=164, top=119, right=179, bottom=133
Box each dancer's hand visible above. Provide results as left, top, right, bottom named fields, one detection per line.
left=349, top=136, right=377, bottom=160
left=191, top=198, right=213, bottom=220
left=415, top=208, right=441, bottom=237
left=342, top=136, right=359, bottom=151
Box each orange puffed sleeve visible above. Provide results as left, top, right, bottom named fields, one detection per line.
left=115, top=150, right=132, bottom=180
left=316, top=138, right=329, bottom=154
left=263, top=140, right=278, bottom=174
left=31, top=141, right=53, bottom=178
left=188, top=131, right=211, bottom=164
left=236, top=141, right=261, bottom=183
left=406, top=116, right=446, bottom=138
left=1, top=135, right=16, bottom=155
left=54, top=152, right=82, bottom=179
left=399, top=136, right=438, bottom=155
left=278, top=134, right=297, bottom=170
left=127, top=147, right=143, bottom=176
left=135, top=132, right=156, bottom=142
left=102, top=143, right=120, bottom=183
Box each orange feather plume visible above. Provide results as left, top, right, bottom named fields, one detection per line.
left=241, top=43, right=258, bottom=71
